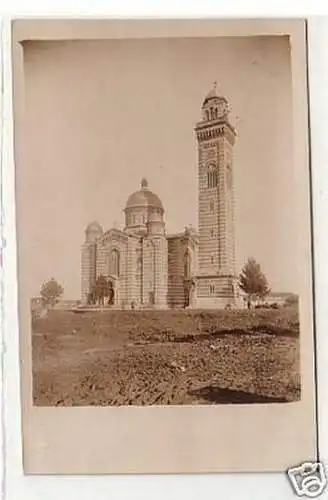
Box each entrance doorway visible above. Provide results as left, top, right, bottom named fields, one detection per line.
left=184, top=287, right=190, bottom=308
left=107, top=282, right=115, bottom=305
left=148, top=291, right=155, bottom=306
left=184, top=280, right=194, bottom=308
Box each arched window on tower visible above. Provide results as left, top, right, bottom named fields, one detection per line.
left=205, top=110, right=210, bottom=121
left=207, top=164, right=218, bottom=189
left=184, top=250, right=191, bottom=279
left=137, top=256, right=142, bottom=274
left=226, top=163, right=233, bottom=190
left=110, top=248, right=120, bottom=276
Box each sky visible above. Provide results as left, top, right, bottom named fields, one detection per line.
left=18, top=35, right=302, bottom=298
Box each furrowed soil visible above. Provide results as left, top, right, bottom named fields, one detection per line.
left=32, top=307, right=300, bottom=406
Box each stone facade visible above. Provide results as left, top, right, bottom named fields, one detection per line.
left=194, top=84, right=240, bottom=308
left=81, top=85, right=240, bottom=309
left=167, top=229, right=198, bottom=309
left=81, top=178, right=173, bottom=309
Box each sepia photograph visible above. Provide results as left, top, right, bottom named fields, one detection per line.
left=12, top=19, right=317, bottom=474
left=28, top=35, right=300, bottom=407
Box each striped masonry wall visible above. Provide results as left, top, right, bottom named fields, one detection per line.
left=194, top=117, right=238, bottom=306
left=167, top=232, right=198, bottom=308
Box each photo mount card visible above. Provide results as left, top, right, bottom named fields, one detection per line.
left=11, top=18, right=317, bottom=474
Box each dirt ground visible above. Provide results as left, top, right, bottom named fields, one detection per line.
left=32, top=306, right=300, bottom=406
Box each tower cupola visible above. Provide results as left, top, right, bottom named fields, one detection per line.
left=201, top=81, right=229, bottom=122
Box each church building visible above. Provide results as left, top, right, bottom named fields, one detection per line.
left=81, top=85, right=240, bottom=309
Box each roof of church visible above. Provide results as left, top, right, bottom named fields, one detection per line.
left=202, top=82, right=228, bottom=106
left=85, top=220, right=103, bottom=233
left=125, top=179, right=164, bottom=212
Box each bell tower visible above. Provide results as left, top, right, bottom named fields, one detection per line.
left=194, top=83, right=239, bottom=308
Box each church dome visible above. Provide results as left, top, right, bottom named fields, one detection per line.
left=85, top=221, right=103, bottom=242
left=125, top=178, right=164, bottom=212
left=85, top=220, right=103, bottom=233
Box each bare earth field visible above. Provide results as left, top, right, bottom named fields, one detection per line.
left=32, top=307, right=300, bottom=406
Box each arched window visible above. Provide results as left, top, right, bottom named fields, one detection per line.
left=226, top=163, right=232, bottom=189
left=110, top=248, right=120, bottom=276
left=137, top=256, right=142, bottom=273
left=207, top=164, right=218, bottom=189
left=184, top=250, right=191, bottom=279
left=205, top=110, right=210, bottom=121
